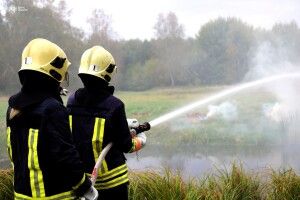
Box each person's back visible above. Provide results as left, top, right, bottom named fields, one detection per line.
left=67, top=46, right=148, bottom=200
left=8, top=84, right=84, bottom=199
left=6, top=38, right=97, bottom=200
left=68, top=78, right=132, bottom=189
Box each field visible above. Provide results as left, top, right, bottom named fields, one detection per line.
left=0, top=86, right=289, bottom=165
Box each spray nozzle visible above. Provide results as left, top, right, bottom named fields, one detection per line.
left=132, top=122, right=151, bottom=135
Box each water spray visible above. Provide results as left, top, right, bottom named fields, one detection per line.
left=149, top=73, right=300, bottom=127
left=91, top=72, right=300, bottom=184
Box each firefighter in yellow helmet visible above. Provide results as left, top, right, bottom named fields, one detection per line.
left=6, top=38, right=98, bottom=200
left=67, top=46, right=149, bottom=200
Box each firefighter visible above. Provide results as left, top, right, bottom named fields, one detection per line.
left=6, top=38, right=98, bottom=200
left=67, top=46, right=147, bottom=200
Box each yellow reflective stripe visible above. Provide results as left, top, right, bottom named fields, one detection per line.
left=86, top=165, right=128, bottom=181
left=15, top=190, right=75, bottom=200
left=28, top=129, right=45, bottom=198
left=92, top=118, right=100, bottom=161
left=102, top=160, right=108, bottom=173
left=6, top=127, right=13, bottom=162
left=95, top=173, right=129, bottom=190
left=98, top=164, right=127, bottom=181
left=92, top=118, right=108, bottom=174
left=99, top=119, right=108, bottom=172
left=68, top=115, right=72, bottom=132
left=72, top=174, right=86, bottom=190
left=88, top=164, right=129, bottom=190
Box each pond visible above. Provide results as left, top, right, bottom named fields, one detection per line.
left=126, top=143, right=300, bottom=178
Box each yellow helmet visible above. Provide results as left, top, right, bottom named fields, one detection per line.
left=79, top=46, right=116, bottom=82
left=20, top=38, right=71, bottom=82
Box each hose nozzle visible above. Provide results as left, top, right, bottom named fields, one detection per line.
left=134, top=122, right=151, bottom=134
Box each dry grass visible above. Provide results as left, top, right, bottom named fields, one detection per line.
left=2, top=165, right=300, bottom=200
left=0, top=169, right=13, bottom=200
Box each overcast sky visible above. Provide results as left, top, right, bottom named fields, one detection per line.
left=68, top=0, right=300, bottom=40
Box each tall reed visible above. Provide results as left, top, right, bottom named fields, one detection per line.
left=0, top=169, right=13, bottom=200
left=2, top=165, right=300, bottom=200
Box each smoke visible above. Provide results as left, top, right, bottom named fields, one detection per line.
left=246, top=42, right=297, bottom=78
left=246, top=36, right=300, bottom=142
left=263, top=102, right=292, bottom=123
left=205, top=101, right=238, bottom=121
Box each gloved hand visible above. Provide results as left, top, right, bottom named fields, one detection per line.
left=127, top=118, right=139, bottom=137
left=127, top=118, right=139, bottom=129
left=136, top=132, right=147, bottom=146
left=79, top=186, right=98, bottom=200
left=130, top=132, right=147, bottom=152
left=127, top=118, right=150, bottom=152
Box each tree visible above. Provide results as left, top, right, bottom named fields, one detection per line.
left=0, top=12, right=14, bottom=93
left=271, top=21, right=300, bottom=63
left=195, top=17, right=254, bottom=85
left=87, top=9, right=114, bottom=47
left=0, top=0, right=85, bottom=93
left=151, top=12, right=189, bottom=87
left=154, top=12, right=184, bottom=39
left=114, top=39, right=152, bottom=90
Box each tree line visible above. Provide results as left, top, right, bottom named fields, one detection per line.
left=0, top=0, right=300, bottom=94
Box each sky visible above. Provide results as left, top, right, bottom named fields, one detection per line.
left=67, top=0, right=300, bottom=40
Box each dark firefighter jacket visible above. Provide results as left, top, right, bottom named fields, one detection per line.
left=6, top=84, right=91, bottom=200
left=67, top=82, right=134, bottom=190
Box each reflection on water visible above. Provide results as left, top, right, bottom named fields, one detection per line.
left=126, top=144, right=300, bottom=178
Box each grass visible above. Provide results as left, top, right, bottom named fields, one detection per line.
left=3, top=164, right=300, bottom=200
left=0, top=169, right=13, bottom=200
left=267, top=169, right=300, bottom=200
left=203, top=164, right=262, bottom=200
left=129, top=169, right=188, bottom=200
left=129, top=164, right=300, bottom=200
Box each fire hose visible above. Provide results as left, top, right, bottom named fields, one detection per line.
left=90, top=120, right=151, bottom=185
